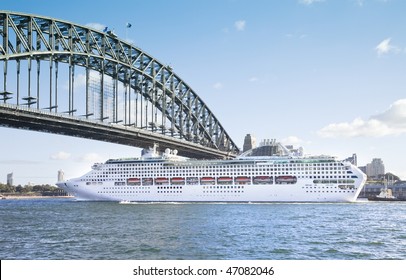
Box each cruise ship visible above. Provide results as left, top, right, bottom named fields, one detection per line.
left=56, top=140, right=367, bottom=202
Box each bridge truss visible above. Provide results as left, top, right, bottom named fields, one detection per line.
left=0, top=11, right=239, bottom=158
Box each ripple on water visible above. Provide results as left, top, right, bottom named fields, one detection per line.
left=1, top=199, right=406, bottom=259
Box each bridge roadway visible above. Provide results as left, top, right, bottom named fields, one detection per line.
left=0, top=103, right=235, bottom=159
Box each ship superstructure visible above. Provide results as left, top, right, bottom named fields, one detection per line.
left=57, top=141, right=366, bottom=202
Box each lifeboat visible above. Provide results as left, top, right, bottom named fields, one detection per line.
left=217, top=177, right=233, bottom=184
left=235, top=176, right=251, bottom=183
left=200, top=177, right=215, bottom=185
left=171, top=177, right=185, bottom=185
left=155, top=177, right=169, bottom=184
left=142, top=178, right=153, bottom=186
left=127, top=178, right=141, bottom=185
left=253, top=176, right=273, bottom=184
left=275, top=176, right=297, bottom=184
left=186, top=177, right=199, bottom=185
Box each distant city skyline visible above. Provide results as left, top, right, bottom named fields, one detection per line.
left=1, top=0, right=406, bottom=185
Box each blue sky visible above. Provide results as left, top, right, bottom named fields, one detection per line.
left=1, top=0, right=406, bottom=185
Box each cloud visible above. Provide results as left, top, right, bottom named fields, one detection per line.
left=86, top=23, right=106, bottom=31
left=222, top=27, right=230, bottom=33
left=355, top=0, right=391, bottom=7
left=249, top=77, right=259, bottom=82
left=373, top=99, right=406, bottom=125
left=50, top=151, right=71, bottom=160
left=281, top=136, right=305, bottom=145
left=318, top=99, right=406, bottom=138
left=285, top=33, right=307, bottom=39
left=213, top=82, right=223, bottom=90
left=299, top=0, right=325, bottom=5
left=375, top=38, right=400, bottom=55
left=74, top=71, right=101, bottom=91
left=77, top=153, right=104, bottom=163
left=234, top=20, right=246, bottom=31
left=0, top=160, right=38, bottom=165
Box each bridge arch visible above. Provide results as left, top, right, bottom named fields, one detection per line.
left=0, top=11, right=239, bottom=158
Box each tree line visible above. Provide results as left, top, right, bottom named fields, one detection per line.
left=0, top=183, right=68, bottom=196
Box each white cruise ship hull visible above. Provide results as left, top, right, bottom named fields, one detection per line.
left=57, top=176, right=365, bottom=203
left=56, top=143, right=367, bottom=203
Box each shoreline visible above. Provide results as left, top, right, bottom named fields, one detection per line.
left=1, top=195, right=73, bottom=200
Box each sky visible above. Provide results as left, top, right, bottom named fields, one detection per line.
left=1, top=0, right=406, bottom=185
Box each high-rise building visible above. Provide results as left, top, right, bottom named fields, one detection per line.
left=366, top=158, right=385, bottom=178
left=7, top=173, right=13, bottom=186
left=58, top=170, right=64, bottom=182
left=243, top=134, right=256, bottom=152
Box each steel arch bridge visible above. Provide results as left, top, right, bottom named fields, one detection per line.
left=0, top=11, right=239, bottom=158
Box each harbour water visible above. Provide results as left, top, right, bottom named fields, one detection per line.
left=0, top=198, right=405, bottom=260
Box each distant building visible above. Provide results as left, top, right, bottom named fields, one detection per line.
left=359, top=166, right=367, bottom=175
left=243, top=134, right=256, bottom=152
left=7, top=173, right=13, bottom=186
left=285, top=145, right=304, bottom=157
left=366, top=158, right=385, bottom=178
left=345, top=153, right=358, bottom=166
left=58, top=170, right=64, bottom=182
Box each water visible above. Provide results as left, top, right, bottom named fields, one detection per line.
left=0, top=198, right=405, bottom=260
